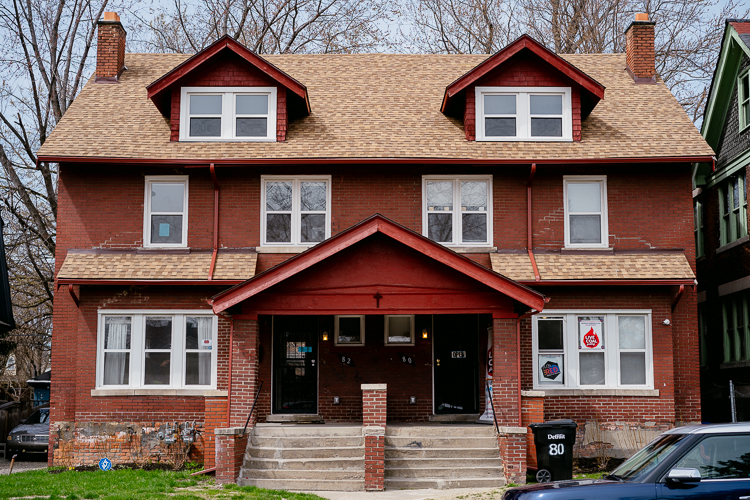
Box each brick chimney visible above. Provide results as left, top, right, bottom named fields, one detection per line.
left=96, top=12, right=126, bottom=83
left=625, top=13, right=656, bottom=83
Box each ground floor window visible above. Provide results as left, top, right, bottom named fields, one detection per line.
left=97, top=310, right=217, bottom=389
left=532, top=310, right=653, bottom=390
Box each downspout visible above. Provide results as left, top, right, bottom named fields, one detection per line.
left=527, top=164, right=541, bottom=281
left=208, top=164, right=219, bottom=281
left=226, top=315, right=234, bottom=425
left=671, top=284, right=685, bottom=312
left=516, top=307, right=544, bottom=426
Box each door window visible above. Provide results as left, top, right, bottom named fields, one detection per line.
left=673, top=435, right=750, bottom=479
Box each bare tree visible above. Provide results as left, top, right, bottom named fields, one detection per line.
left=130, top=0, right=395, bottom=54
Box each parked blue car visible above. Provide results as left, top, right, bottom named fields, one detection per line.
left=503, top=423, right=750, bottom=499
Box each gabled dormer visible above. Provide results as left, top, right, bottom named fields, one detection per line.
left=145, top=36, right=310, bottom=142
left=441, top=35, right=605, bottom=142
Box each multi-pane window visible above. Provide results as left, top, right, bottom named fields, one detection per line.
left=532, top=311, right=652, bottom=390
left=423, top=177, right=492, bottom=246
left=694, top=199, right=705, bottom=258
left=144, top=177, right=188, bottom=247
left=98, top=311, right=216, bottom=389
left=475, top=87, right=572, bottom=141
left=564, top=177, right=608, bottom=248
left=180, top=87, right=277, bottom=141
left=719, top=173, right=747, bottom=247
left=699, top=305, right=708, bottom=367
left=262, top=177, right=330, bottom=246
left=722, top=292, right=750, bottom=364
left=740, top=69, right=750, bottom=130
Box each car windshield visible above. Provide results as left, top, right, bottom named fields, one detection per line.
left=609, top=433, right=687, bottom=481
left=25, top=409, right=49, bottom=425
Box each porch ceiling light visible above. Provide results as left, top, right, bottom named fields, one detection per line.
left=422, top=328, right=429, bottom=339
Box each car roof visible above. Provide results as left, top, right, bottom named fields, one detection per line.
left=664, top=422, right=750, bottom=435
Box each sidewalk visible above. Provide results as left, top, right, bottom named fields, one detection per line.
left=307, top=487, right=508, bottom=500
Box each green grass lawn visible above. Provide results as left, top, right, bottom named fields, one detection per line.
left=0, top=468, right=326, bottom=500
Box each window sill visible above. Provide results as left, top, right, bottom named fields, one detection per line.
left=91, top=389, right=227, bottom=397
left=535, top=388, right=659, bottom=397
left=560, top=246, right=613, bottom=253
left=446, top=246, right=497, bottom=253
left=720, top=360, right=750, bottom=369
left=716, top=235, right=750, bottom=254
left=256, top=246, right=313, bottom=254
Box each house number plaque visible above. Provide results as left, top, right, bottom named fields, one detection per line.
left=451, top=351, right=467, bottom=359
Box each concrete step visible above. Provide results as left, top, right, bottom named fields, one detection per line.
left=385, top=466, right=502, bottom=479
left=384, top=436, right=498, bottom=448
left=253, top=424, right=362, bottom=437
left=385, top=446, right=500, bottom=459
left=251, top=436, right=364, bottom=447
left=241, top=468, right=365, bottom=480
left=386, top=425, right=496, bottom=437
left=247, top=445, right=365, bottom=459
left=384, top=477, right=506, bottom=490
left=385, top=457, right=501, bottom=468
left=244, top=457, right=364, bottom=471
left=239, top=478, right=364, bottom=491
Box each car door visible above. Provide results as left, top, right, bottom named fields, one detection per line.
left=657, top=434, right=750, bottom=500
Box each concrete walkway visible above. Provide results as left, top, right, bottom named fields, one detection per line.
left=307, top=487, right=508, bottom=500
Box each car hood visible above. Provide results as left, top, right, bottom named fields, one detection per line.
left=503, top=479, right=621, bottom=499
left=10, top=423, right=49, bottom=435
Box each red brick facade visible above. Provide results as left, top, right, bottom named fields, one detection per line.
left=215, top=430, right=248, bottom=484
left=498, top=431, right=528, bottom=484
left=362, top=385, right=386, bottom=491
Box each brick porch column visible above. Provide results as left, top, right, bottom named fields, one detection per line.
left=492, top=317, right=520, bottom=423
left=215, top=427, right=249, bottom=484
left=521, top=391, right=545, bottom=470
left=229, top=318, right=260, bottom=427
left=203, top=396, right=228, bottom=469
left=497, top=427, right=528, bottom=485
left=362, top=383, right=386, bottom=491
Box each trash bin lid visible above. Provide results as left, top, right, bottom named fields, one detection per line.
left=528, top=419, right=577, bottom=429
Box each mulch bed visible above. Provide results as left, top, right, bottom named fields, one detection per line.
left=573, top=457, right=626, bottom=474
left=49, top=462, right=179, bottom=473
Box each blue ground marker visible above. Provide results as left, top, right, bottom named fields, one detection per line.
left=98, top=458, right=112, bottom=471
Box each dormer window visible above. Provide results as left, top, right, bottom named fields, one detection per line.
left=179, top=87, right=277, bottom=141
left=475, top=87, right=572, bottom=141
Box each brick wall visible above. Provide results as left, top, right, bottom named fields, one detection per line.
left=498, top=431, right=527, bottom=484
left=493, top=317, right=521, bottom=425
left=215, top=429, right=248, bottom=484
left=228, top=319, right=260, bottom=428
left=362, top=384, right=386, bottom=491
left=204, top=397, right=227, bottom=468
left=521, top=392, right=544, bottom=468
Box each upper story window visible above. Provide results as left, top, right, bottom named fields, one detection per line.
left=533, top=310, right=653, bottom=390
left=179, top=87, right=277, bottom=141
left=144, top=176, right=188, bottom=248
left=261, top=176, right=331, bottom=247
left=475, top=87, right=572, bottom=141
left=564, top=176, right=608, bottom=248
left=423, top=176, right=492, bottom=247
left=97, top=310, right=217, bottom=390
left=739, top=68, right=750, bottom=131
left=694, top=199, right=705, bottom=258
left=719, top=173, right=747, bottom=247
left=722, top=291, right=750, bottom=365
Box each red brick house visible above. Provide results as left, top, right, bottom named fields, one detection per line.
left=38, top=11, right=713, bottom=490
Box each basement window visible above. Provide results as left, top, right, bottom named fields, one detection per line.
left=180, top=87, right=277, bottom=141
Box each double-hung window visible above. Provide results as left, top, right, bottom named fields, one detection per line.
left=694, top=199, right=705, bottom=258
left=423, top=176, right=492, bottom=246
left=722, top=291, right=750, bottom=364
left=97, top=310, right=217, bottom=390
left=475, top=87, right=572, bottom=141
left=532, top=311, right=653, bottom=390
left=144, top=176, right=188, bottom=248
left=180, top=87, right=277, bottom=141
left=740, top=68, right=750, bottom=131
left=261, top=176, right=331, bottom=247
left=719, top=173, right=747, bottom=247
left=564, top=176, right=608, bottom=248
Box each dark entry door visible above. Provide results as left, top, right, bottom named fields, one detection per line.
left=273, top=316, right=318, bottom=414
left=433, top=314, right=479, bottom=414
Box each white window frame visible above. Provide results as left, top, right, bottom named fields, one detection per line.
left=334, top=315, right=366, bottom=346
left=422, top=175, right=493, bottom=247
left=144, top=176, right=189, bottom=248
left=261, top=176, right=332, bottom=247
left=531, top=310, right=654, bottom=391
left=475, top=86, right=572, bottom=141
left=96, top=310, right=218, bottom=390
left=179, top=86, right=277, bottom=142
left=563, top=176, right=609, bottom=248
left=384, top=315, right=415, bottom=346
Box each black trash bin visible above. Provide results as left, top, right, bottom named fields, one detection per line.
left=528, top=419, right=577, bottom=483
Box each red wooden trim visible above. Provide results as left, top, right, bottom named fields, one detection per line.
left=441, top=35, right=605, bottom=113
left=38, top=155, right=714, bottom=166
left=518, top=279, right=696, bottom=286
left=211, top=215, right=546, bottom=313
left=244, top=308, right=518, bottom=316
left=231, top=313, right=258, bottom=320
left=57, top=279, right=243, bottom=286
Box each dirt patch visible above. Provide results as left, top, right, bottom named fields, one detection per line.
left=48, top=462, right=186, bottom=473
left=573, top=457, right=626, bottom=474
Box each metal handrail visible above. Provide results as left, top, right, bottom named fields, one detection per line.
left=241, top=381, right=264, bottom=436
left=486, top=379, right=500, bottom=434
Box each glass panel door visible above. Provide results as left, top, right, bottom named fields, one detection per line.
left=273, top=316, right=318, bottom=414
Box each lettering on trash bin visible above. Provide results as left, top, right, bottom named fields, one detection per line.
left=548, top=443, right=565, bottom=456
left=547, top=433, right=566, bottom=439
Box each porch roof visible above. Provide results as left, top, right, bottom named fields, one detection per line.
left=211, top=215, right=546, bottom=314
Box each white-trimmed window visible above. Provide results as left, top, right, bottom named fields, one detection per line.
left=564, top=176, right=608, bottom=248
left=740, top=68, right=750, bottom=131
left=144, top=176, right=188, bottom=248
left=261, top=176, right=331, bottom=247
left=423, top=176, right=492, bottom=246
left=335, top=315, right=365, bottom=346
left=97, top=311, right=217, bottom=390
left=385, top=315, right=415, bottom=346
left=475, top=87, right=572, bottom=141
left=532, top=310, right=653, bottom=390
left=180, top=87, right=277, bottom=141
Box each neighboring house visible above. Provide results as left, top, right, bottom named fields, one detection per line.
left=38, top=11, right=712, bottom=489
left=27, top=371, right=50, bottom=407
left=695, top=19, right=750, bottom=424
